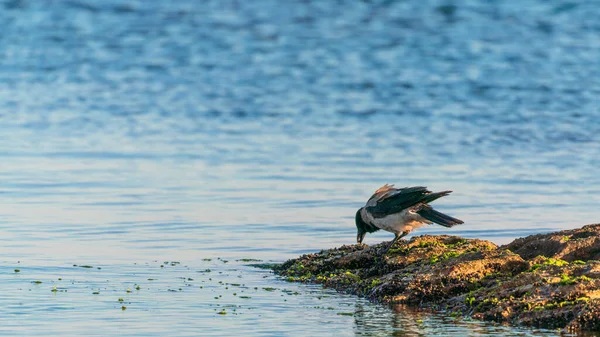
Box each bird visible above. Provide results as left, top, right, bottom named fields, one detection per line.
left=355, top=184, right=464, bottom=254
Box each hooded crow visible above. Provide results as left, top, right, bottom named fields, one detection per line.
left=355, top=184, right=463, bottom=254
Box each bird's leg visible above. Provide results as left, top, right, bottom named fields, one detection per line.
left=382, top=230, right=410, bottom=255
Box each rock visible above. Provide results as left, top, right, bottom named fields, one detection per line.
left=274, top=224, right=600, bottom=332
left=501, top=223, right=600, bottom=262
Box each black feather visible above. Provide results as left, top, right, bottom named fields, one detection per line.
left=417, top=205, right=464, bottom=228
left=355, top=209, right=380, bottom=234
left=420, top=190, right=452, bottom=204
left=366, top=187, right=430, bottom=218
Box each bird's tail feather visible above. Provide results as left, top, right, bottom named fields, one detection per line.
left=421, top=190, right=452, bottom=205
left=417, top=207, right=464, bottom=228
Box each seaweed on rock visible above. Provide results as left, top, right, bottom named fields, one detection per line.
left=274, top=224, right=600, bottom=332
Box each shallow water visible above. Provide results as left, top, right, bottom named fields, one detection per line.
left=1, top=0, right=599, bottom=336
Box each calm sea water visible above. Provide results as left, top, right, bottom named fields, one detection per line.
left=1, top=0, right=599, bottom=336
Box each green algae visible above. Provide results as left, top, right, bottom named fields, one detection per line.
left=342, top=271, right=360, bottom=283
left=236, top=258, right=262, bottom=262
left=465, top=293, right=476, bottom=307
left=446, top=239, right=467, bottom=248
left=417, top=240, right=444, bottom=248
left=336, top=312, right=353, bottom=316
left=559, top=274, right=593, bottom=285
left=544, top=258, right=568, bottom=266
left=249, top=263, right=279, bottom=270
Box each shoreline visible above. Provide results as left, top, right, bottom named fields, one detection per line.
left=273, top=224, right=600, bottom=332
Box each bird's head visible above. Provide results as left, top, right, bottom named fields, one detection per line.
left=355, top=208, right=367, bottom=244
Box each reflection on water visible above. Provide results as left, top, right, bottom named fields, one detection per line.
left=354, top=304, right=565, bottom=337
left=1, top=0, right=600, bottom=335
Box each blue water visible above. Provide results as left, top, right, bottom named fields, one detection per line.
left=1, top=0, right=599, bottom=336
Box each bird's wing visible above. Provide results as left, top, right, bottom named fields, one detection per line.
left=365, top=184, right=397, bottom=206
left=365, top=185, right=431, bottom=218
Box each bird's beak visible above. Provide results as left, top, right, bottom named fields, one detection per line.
left=357, top=232, right=366, bottom=244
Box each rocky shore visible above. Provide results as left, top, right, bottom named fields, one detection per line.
left=274, top=224, right=600, bottom=332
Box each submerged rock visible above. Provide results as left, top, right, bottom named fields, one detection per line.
left=274, top=224, right=600, bottom=332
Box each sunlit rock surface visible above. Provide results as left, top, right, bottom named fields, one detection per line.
left=275, top=224, right=600, bottom=332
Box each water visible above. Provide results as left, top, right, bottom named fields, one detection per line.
left=1, top=0, right=599, bottom=335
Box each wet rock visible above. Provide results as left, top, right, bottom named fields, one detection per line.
left=274, top=224, right=600, bottom=332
